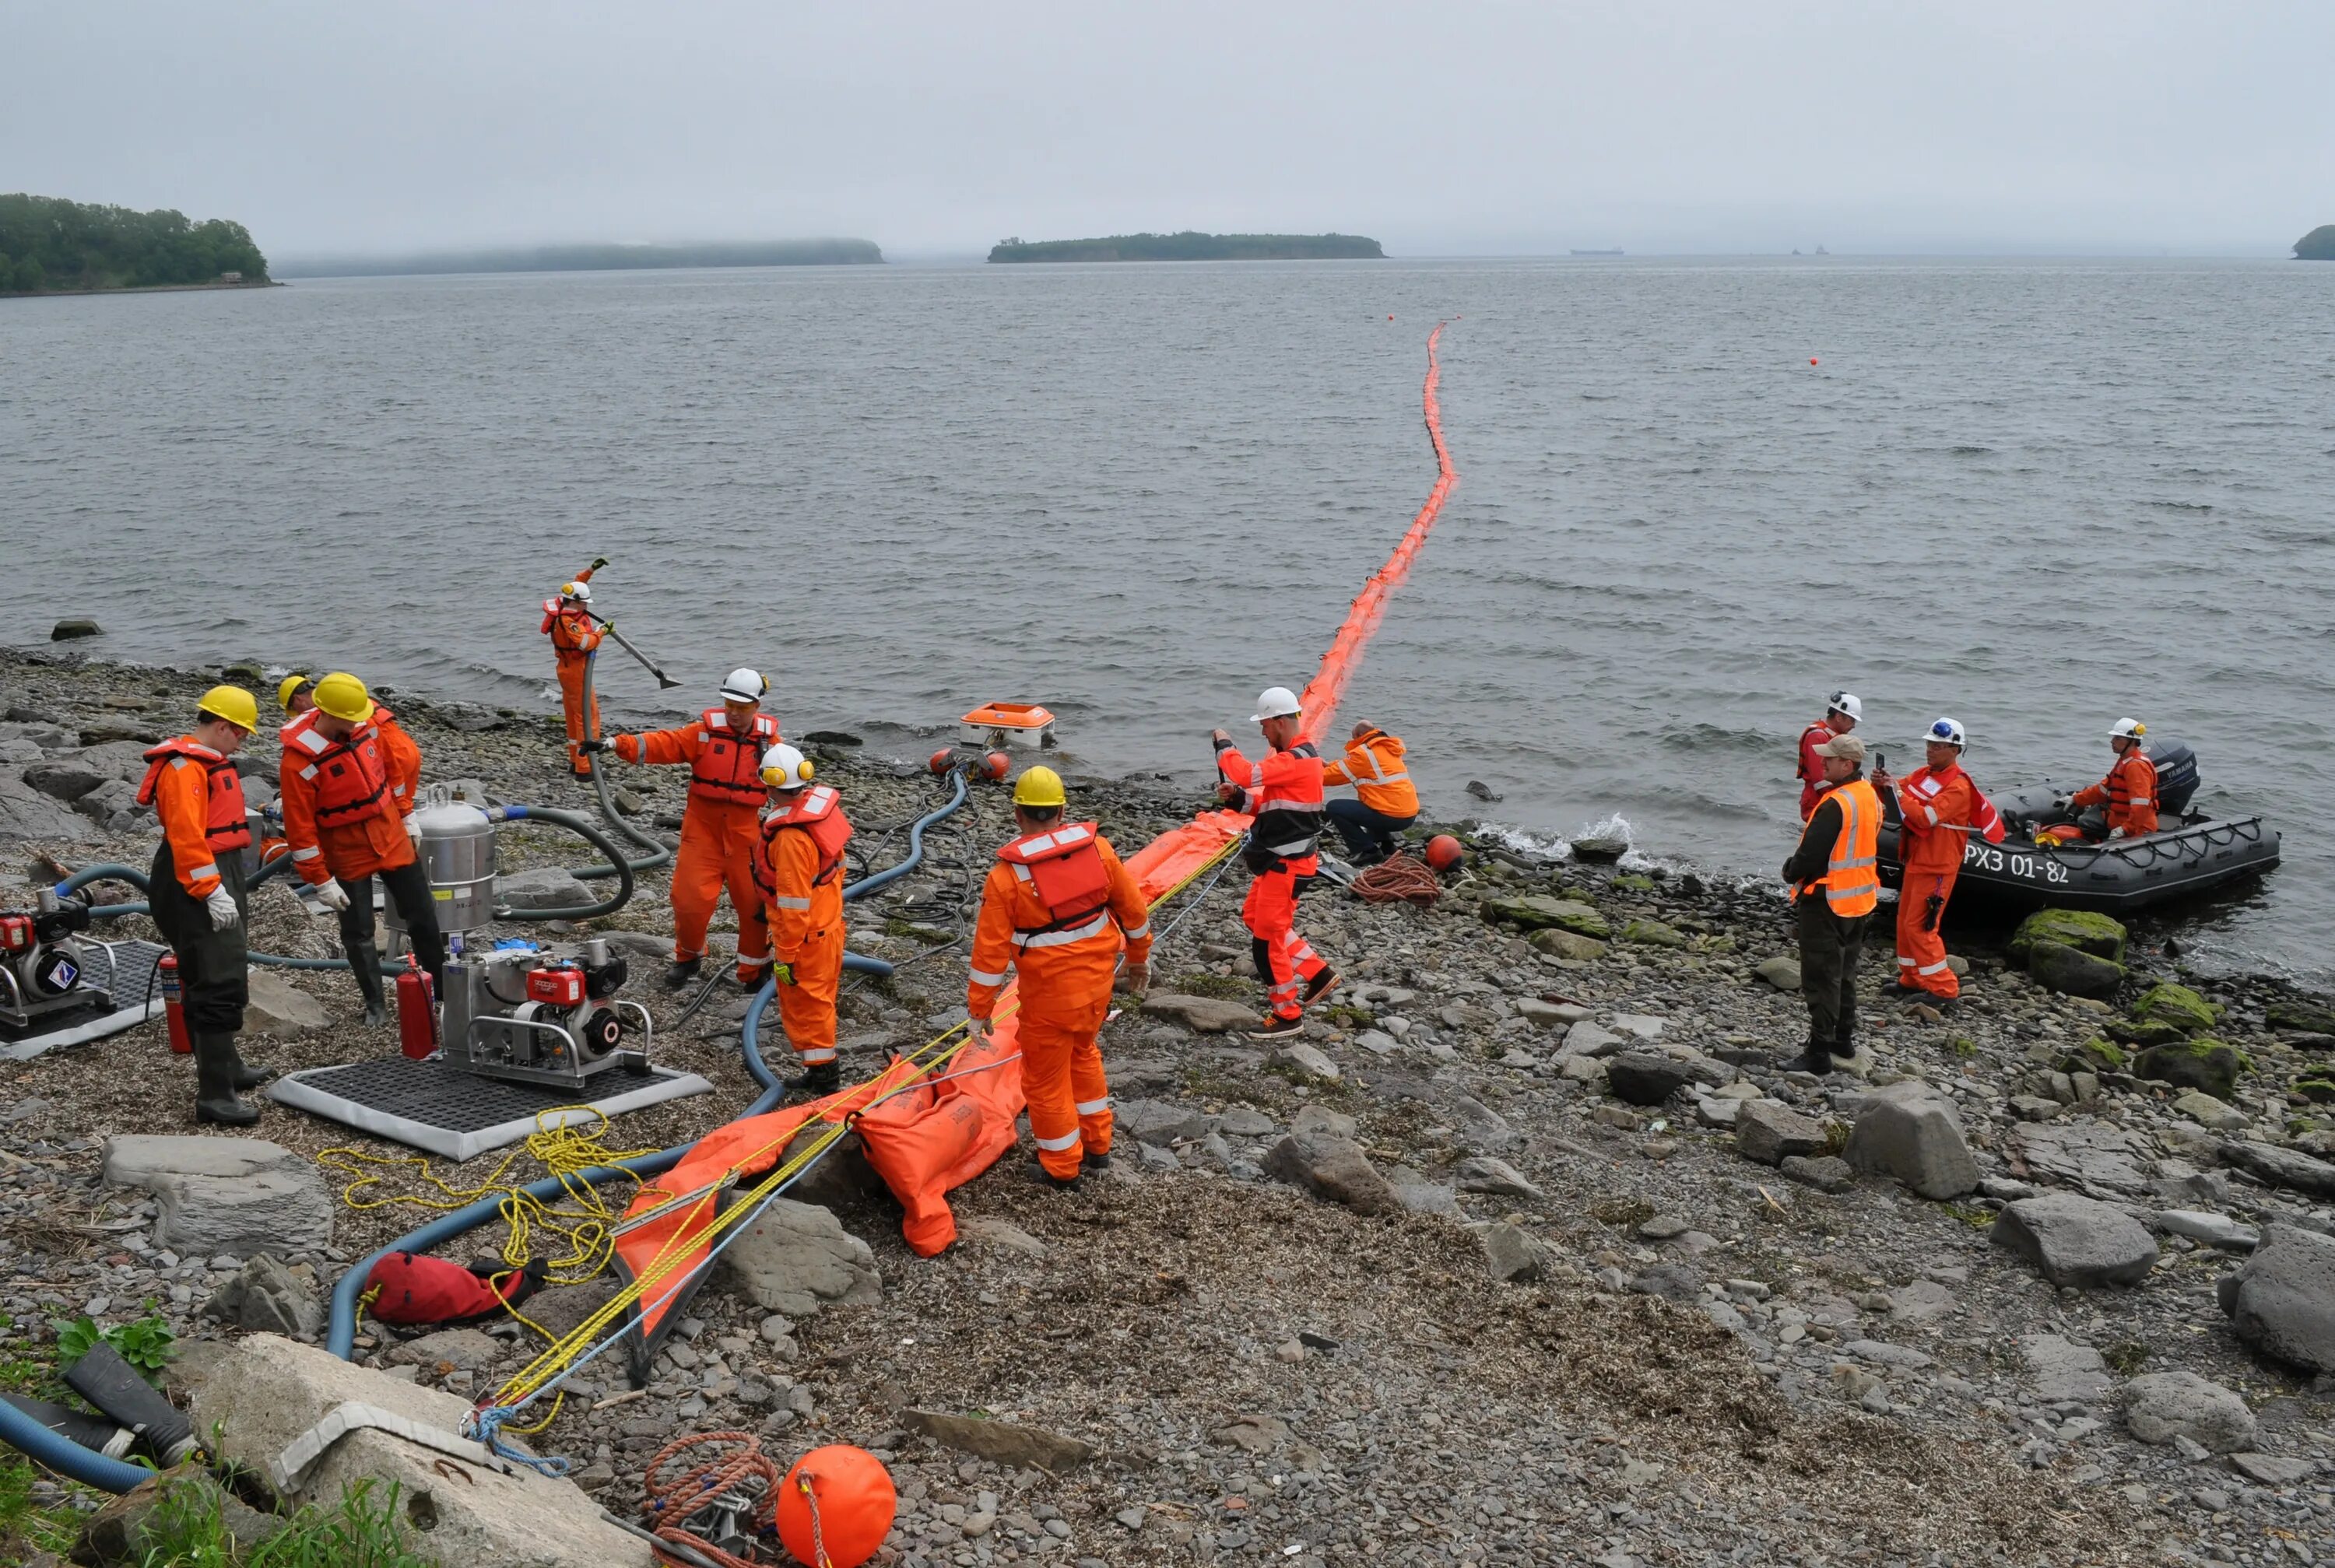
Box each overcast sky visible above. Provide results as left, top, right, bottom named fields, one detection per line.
left=10, top=2, right=2331, bottom=258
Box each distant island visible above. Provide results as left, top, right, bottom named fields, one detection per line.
left=988, top=231, right=1384, bottom=263
left=0, top=194, right=270, bottom=296
left=275, top=239, right=883, bottom=279
left=2295, top=226, right=2335, bottom=261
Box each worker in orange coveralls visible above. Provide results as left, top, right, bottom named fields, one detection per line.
left=1873, top=717, right=2001, bottom=1002
left=753, top=743, right=851, bottom=1099
left=1797, top=690, right=1862, bottom=820
left=967, top=766, right=1152, bottom=1190
left=1212, top=685, right=1339, bottom=1040
left=540, top=561, right=607, bottom=778
left=585, top=668, right=777, bottom=989
left=2070, top=719, right=2160, bottom=840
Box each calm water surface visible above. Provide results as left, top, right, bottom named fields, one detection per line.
left=4, top=258, right=2330, bottom=980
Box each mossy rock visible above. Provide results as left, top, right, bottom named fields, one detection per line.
left=2060, top=1037, right=2127, bottom=1074
left=1479, top=896, right=1611, bottom=940
left=2008, top=907, right=2127, bottom=964
left=2267, top=998, right=2335, bottom=1035
left=1528, top=928, right=1609, bottom=962
left=2134, top=1037, right=2247, bottom=1101
left=2105, top=1016, right=2189, bottom=1049
left=2027, top=939, right=2125, bottom=1000
left=1620, top=917, right=1687, bottom=949
left=1612, top=874, right=1657, bottom=893
left=2130, top=981, right=2219, bottom=1037
left=2293, top=1077, right=2335, bottom=1106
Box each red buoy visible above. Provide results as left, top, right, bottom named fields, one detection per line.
left=1809, top=357, right=1819, bottom=366
left=927, top=748, right=953, bottom=775
left=1387, top=314, right=1395, bottom=321
left=983, top=750, right=1011, bottom=781
left=776, top=1444, right=896, bottom=1567
left=1424, top=834, right=1466, bottom=873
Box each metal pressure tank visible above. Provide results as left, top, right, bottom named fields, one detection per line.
left=385, top=800, right=497, bottom=935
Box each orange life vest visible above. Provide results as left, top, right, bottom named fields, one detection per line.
left=995, top=821, right=1115, bottom=949
left=754, top=784, right=854, bottom=900
left=1794, top=777, right=1880, bottom=916
left=691, top=709, right=779, bottom=809
left=135, top=739, right=252, bottom=851
left=280, top=707, right=399, bottom=829
left=2105, top=751, right=2158, bottom=832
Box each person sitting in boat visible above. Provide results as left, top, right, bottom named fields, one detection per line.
left=2070, top=718, right=2159, bottom=840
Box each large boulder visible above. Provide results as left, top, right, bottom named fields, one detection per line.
left=1480, top=1222, right=1550, bottom=1283
left=497, top=868, right=594, bottom=912
left=0, top=770, right=101, bottom=842
left=243, top=970, right=330, bottom=1036
left=1735, top=1101, right=1827, bottom=1166
left=1605, top=1051, right=1694, bottom=1106
left=2218, top=1141, right=2335, bottom=1199
left=2122, top=1371, right=2257, bottom=1454
left=173, top=1334, right=649, bottom=1566
left=19, top=759, right=105, bottom=802
left=1992, top=1192, right=2158, bottom=1287
left=718, top=1198, right=883, bottom=1317
left=1619, top=917, right=1687, bottom=949
left=1262, top=1131, right=1394, bottom=1215
left=2028, top=940, right=2125, bottom=1000
left=1479, top=896, right=1610, bottom=940
left=2130, top=981, right=2219, bottom=1037
left=1116, top=1099, right=1206, bottom=1147
left=2216, top=1225, right=2335, bottom=1373
left=2135, top=1038, right=2245, bottom=1100
left=2267, top=997, right=2335, bottom=1036
left=1526, top=928, right=1607, bottom=962
left=1842, top=1079, right=1978, bottom=1198
left=1140, top=993, right=1260, bottom=1034
left=101, top=1135, right=332, bottom=1260
left=2009, top=908, right=2127, bottom=964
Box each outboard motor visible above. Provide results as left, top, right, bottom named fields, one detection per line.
left=441, top=935, right=651, bottom=1091
left=0, top=890, right=110, bottom=1037
left=2147, top=742, right=2200, bottom=817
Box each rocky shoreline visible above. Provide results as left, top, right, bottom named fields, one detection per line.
left=2, top=644, right=2331, bottom=1566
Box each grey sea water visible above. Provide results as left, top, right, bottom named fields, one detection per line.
left=4, top=258, right=2330, bottom=980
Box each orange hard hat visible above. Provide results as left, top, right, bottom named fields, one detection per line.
left=776, top=1445, right=896, bottom=1568
left=1424, top=834, right=1466, bottom=872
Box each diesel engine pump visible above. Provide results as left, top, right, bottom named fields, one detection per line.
left=0, top=889, right=111, bottom=1039
left=441, top=935, right=654, bottom=1093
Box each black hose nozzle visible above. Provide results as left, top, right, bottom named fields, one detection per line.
left=65, top=1342, right=198, bottom=1468
left=0, top=1391, right=135, bottom=1459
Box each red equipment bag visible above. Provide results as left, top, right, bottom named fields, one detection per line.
left=362, top=1251, right=546, bottom=1326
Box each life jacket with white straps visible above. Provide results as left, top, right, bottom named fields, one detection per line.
left=135, top=739, right=251, bottom=851
left=281, top=707, right=399, bottom=828
left=995, top=821, right=1115, bottom=950
left=691, top=709, right=779, bottom=808
left=754, top=785, right=853, bottom=904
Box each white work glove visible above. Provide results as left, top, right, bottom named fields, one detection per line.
left=966, top=1016, right=992, bottom=1044
left=2105, top=827, right=2127, bottom=841
left=405, top=815, right=423, bottom=843
left=314, top=876, right=352, bottom=912
left=205, top=886, right=241, bottom=930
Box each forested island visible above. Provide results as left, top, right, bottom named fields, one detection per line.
left=988, top=231, right=1384, bottom=263
left=0, top=195, right=270, bottom=295
left=276, top=239, right=882, bottom=279
left=2295, top=225, right=2335, bottom=260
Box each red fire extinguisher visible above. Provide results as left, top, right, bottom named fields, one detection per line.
left=159, top=952, right=192, bottom=1054
left=395, top=957, right=440, bottom=1061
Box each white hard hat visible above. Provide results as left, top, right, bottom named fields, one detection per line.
left=1828, top=690, right=1863, bottom=722
left=1925, top=716, right=1965, bottom=749
left=560, top=581, right=592, bottom=603
left=760, top=743, right=813, bottom=791
left=720, top=668, right=767, bottom=704
left=1250, top=686, right=1302, bottom=722
left=2110, top=717, right=2146, bottom=741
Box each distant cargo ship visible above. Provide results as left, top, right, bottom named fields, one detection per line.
left=1569, top=248, right=1624, bottom=257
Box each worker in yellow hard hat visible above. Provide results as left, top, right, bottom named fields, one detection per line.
left=276, top=674, right=316, bottom=717
left=135, top=686, right=270, bottom=1124
left=278, top=672, right=443, bottom=1023
left=752, top=743, right=852, bottom=1098
left=966, top=766, right=1152, bottom=1189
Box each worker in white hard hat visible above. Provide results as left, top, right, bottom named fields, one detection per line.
left=1797, top=691, right=1862, bottom=821
left=753, top=743, right=853, bottom=1097
left=588, top=668, right=778, bottom=987
left=2070, top=718, right=2158, bottom=840
left=1211, top=686, right=1340, bottom=1040
left=540, top=559, right=607, bottom=779
left=1872, top=717, right=2003, bottom=1002
left=967, top=765, right=1153, bottom=1189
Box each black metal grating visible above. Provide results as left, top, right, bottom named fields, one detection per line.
left=83, top=939, right=169, bottom=1009
left=284, top=1055, right=693, bottom=1135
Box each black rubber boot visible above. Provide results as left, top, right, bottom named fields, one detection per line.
left=1080, top=1149, right=1113, bottom=1172
left=663, top=956, right=703, bottom=991
left=193, top=1035, right=260, bottom=1127
left=347, top=940, right=388, bottom=1026
left=1785, top=1039, right=1834, bottom=1075
left=1029, top=1159, right=1081, bottom=1192
left=784, top=1061, right=841, bottom=1100
left=223, top=1038, right=274, bottom=1091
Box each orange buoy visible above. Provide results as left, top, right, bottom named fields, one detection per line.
left=928, top=748, right=953, bottom=775
left=1387, top=314, right=1395, bottom=321
left=776, top=1444, right=896, bottom=1567
left=1809, top=357, right=1819, bottom=366
left=1424, top=834, right=1465, bottom=872
left=983, top=750, right=1011, bottom=781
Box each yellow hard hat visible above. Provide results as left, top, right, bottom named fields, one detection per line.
left=276, top=673, right=313, bottom=712
left=312, top=672, right=374, bottom=724
left=1012, top=765, right=1066, bottom=809
left=197, top=685, right=259, bottom=734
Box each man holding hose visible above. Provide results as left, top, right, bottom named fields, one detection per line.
left=540, top=559, right=606, bottom=780
left=1213, top=686, right=1340, bottom=1040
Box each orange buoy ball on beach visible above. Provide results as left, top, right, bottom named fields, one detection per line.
left=776, top=1445, right=896, bottom=1567
left=1424, top=834, right=1466, bottom=873
left=928, top=748, right=953, bottom=775
left=983, top=750, right=1012, bottom=781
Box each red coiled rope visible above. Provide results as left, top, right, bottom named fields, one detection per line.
left=1298, top=322, right=1459, bottom=742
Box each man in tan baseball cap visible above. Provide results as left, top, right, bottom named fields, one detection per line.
left=1780, top=731, right=1880, bottom=1072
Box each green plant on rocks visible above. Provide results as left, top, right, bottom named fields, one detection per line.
left=2008, top=907, right=2126, bottom=964
left=2130, top=981, right=2220, bottom=1037
left=1171, top=971, right=1256, bottom=1000
left=1479, top=895, right=1610, bottom=939
left=2267, top=997, right=2335, bottom=1035
left=54, top=1311, right=174, bottom=1381
left=1620, top=917, right=1687, bottom=949
left=2061, top=1037, right=2126, bottom=1073
left=2135, top=1037, right=2249, bottom=1101
left=1611, top=873, right=1656, bottom=893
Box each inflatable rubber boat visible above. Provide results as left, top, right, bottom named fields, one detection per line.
left=1877, top=742, right=2279, bottom=915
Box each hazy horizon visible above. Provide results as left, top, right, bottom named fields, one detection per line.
left=11, top=3, right=2331, bottom=261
